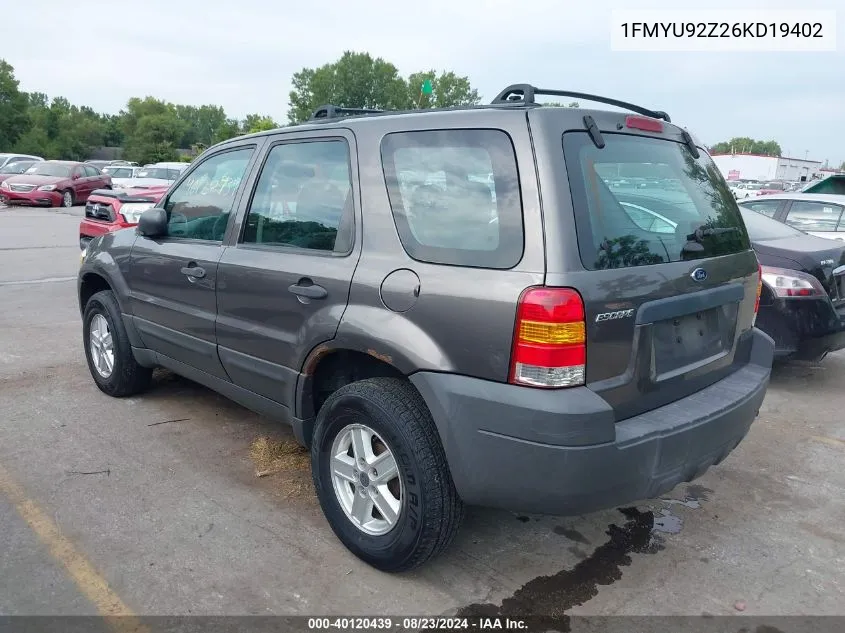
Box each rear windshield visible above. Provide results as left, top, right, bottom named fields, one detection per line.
left=563, top=133, right=751, bottom=270
left=739, top=207, right=804, bottom=240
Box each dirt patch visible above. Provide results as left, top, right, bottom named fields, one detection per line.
left=249, top=436, right=315, bottom=500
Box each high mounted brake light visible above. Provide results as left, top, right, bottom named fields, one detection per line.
left=625, top=115, right=663, bottom=133
left=509, top=287, right=586, bottom=388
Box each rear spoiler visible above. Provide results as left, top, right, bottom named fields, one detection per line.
left=89, top=188, right=161, bottom=204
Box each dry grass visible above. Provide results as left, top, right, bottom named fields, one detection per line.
left=249, top=436, right=314, bottom=499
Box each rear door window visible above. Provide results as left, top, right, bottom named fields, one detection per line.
left=563, top=133, right=751, bottom=270
left=741, top=199, right=781, bottom=218
left=783, top=200, right=844, bottom=232
left=381, top=129, right=523, bottom=269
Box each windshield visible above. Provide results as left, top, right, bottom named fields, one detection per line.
left=135, top=168, right=179, bottom=180
left=0, top=162, right=33, bottom=174
left=104, top=167, right=135, bottom=178
left=739, top=207, right=804, bottom=240
left=563, top=132, right=750, bottom=270
left=763, top=182, right=785, bottom=190
left=25, top=163, right=72, bottom=177
left=745, top=183, right=763, bottom=190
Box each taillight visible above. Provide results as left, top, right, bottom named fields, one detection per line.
left=753, top=263, right=762, bottom=323
left=509, top=287, right=586, bottom=388
left=760, top=265, right=825, bottom=298
left=625, top=115, right=663, bottom=133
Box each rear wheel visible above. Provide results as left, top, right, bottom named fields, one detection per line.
left=60, top=190, right=74, bottom=208
left=83, top=290, right=152, bottom=397
left=311, top=378, right=464, bottom=572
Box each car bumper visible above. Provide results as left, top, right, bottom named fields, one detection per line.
left=410, top=327, right=774, bottom=516
left=756, top=297, right=845, bottom=361
left=0, top=189, right=61, bottom=206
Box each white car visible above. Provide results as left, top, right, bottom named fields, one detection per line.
left=101, top=165, right=143, bottom=188
left=730, top=182, right=763, bottom=199
left=111, top=164, right=187, bottom=189
left=0, top=153, right=43, bottom=168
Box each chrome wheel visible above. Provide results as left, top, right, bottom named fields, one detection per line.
left=89, top=314, right=114, bottom=378
left=330, top=423, right=403, bottom=536
left=62, top=191, right=73, bottom=207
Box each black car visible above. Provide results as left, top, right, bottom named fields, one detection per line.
left=740, top=207, right=845, bottom=361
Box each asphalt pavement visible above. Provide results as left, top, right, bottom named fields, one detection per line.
left=0, top=204, right=844, bottom=620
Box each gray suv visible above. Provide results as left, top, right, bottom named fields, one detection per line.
left=78, top=84, right=774, bottom=572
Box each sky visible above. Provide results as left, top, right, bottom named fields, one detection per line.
left=2, top=0, right=842, bottom=165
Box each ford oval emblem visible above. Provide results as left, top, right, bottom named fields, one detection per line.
left=691, top=268, right=708, bottom=282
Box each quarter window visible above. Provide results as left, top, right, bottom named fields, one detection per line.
left=163, top=147, right=254, bottom=241
left=381, top=129, right=524, bottom=269
left=784, top=201, right=844, bottom=232
left=741, top=200, right=780, bottom=218
left=242, top=140, right=352, bottom=252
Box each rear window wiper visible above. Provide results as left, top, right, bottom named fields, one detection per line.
left=689, top=226, right=739, bottom=240
left=682, top=225, right=739, bottom=253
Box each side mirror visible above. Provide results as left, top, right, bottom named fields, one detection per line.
left=137, top=208, right=168, bottom=238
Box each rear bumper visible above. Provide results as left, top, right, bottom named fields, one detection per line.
left=756, top=298, right=845, bottom=361
left=411, top=327, right=774, bottom=515
left=0, top=189, right=61, bottom=206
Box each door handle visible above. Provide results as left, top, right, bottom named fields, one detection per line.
left=288, top=279, right=327, bottom=299
left=180, top=264, right=206, bottom=279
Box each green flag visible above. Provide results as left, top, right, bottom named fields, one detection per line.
left=421, top=79, right=433, bottom=95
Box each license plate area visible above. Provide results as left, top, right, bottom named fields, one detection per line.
left=652, top=303, right=738, bottom=377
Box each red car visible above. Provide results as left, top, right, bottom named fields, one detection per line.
left=79, top=186, right=168, bottom=249
left=0, top=160, right=112, bottom=208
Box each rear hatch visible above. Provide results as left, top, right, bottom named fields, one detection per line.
left=531, top=108, right=760, bottom=422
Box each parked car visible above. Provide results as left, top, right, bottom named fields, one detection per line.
left=77, top=84, right=773, bottom=572
left=101, top=165, right=143, bottom=188
left=803, top=174, right=845, bottom=195
left=0, top=153, right=43, bottom=168
left=757, top=181, right=788, bottom=196
left=737, top=194, right=845, bottom=241
left=0, top=160, right=38, bottom=184
left=79, top=186, right=168, bottom=250
left=114, top=164, right=185, bottom=189
left=0, top=160, right=112, bottom=207
left=738, top=206, right=845, bottom=362
left=732, top=182, right=764, bottom=198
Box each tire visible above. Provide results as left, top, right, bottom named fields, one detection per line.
left=311, top=377, right=464, bottom=572
left=60, top=190, right=74, bottom=208
left=82, top=289, right=152, bottom=397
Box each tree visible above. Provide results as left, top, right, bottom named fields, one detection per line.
left=405, top=71, right=480, bottom=109
left=124, top=113, right=186, bottom=164
left=288, top=52, right=409, bottom=124
left=287, top=51, right=481, bottom=123
left=710, top=137, right=782, bottom=156
left=242, top=114, right=279, bottom=134
left=0, top=60, right=30, bottom=149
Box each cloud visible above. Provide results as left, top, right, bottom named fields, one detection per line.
left=2, top=0, right=842, bottom=163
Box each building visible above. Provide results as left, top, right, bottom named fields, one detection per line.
left=710, top=153, right=824, bottom=182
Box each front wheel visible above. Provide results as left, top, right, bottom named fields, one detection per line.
left=311, top=378, right=464, bottom=572
left=83, top=290, right=152, bottom=397
left=60, top=190, right=74, bottom=208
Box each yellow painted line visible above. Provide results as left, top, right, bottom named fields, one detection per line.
left=0, top=464, right=148, bottom=633
left=810, top=435, right=845, bottom=449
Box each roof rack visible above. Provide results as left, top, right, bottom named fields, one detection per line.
left=309, top=105, right=384, bottom=121
left=490, top=84, right=671, bottom=122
